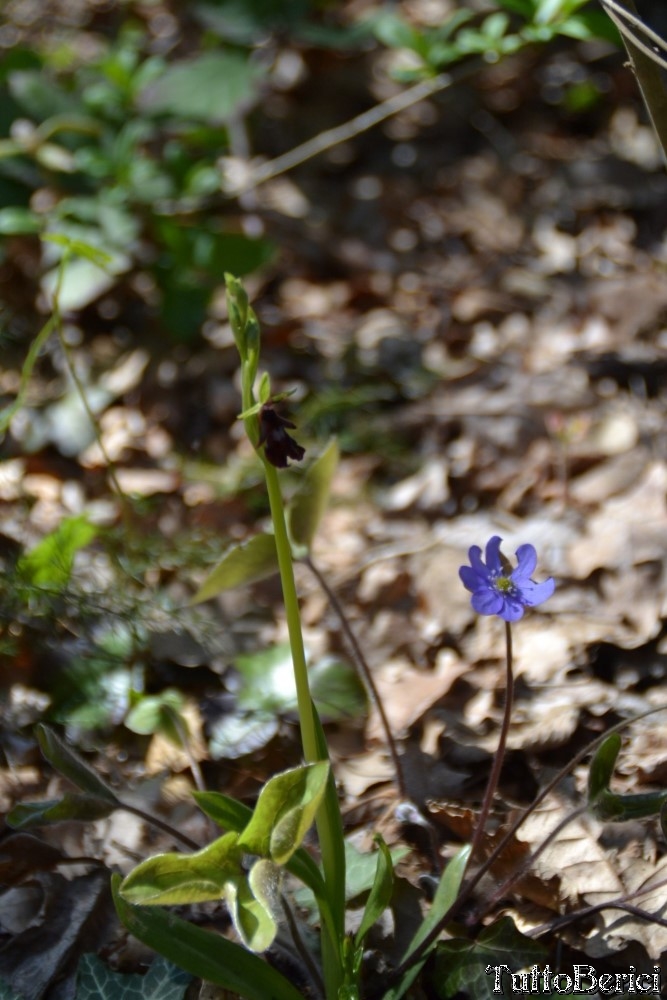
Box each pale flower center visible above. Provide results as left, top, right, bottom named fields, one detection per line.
left=493, top=573, right=515, bottom=594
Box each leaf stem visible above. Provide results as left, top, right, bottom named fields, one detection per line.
left=119, top=802, right=201, bottom=851
left=305, top=553, right=407, bottom=800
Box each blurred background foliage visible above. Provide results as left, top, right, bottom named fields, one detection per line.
left=0, top=0, right=619, bottom=343
left=0, top=0, right=645, bottom=744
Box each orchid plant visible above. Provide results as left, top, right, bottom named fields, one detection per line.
left=11, top=277, right=667, bottom=999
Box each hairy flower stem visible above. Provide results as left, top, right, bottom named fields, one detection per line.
left=467, top=620, right=514, bottom=869
left=305, top=553, right=407, bottom=800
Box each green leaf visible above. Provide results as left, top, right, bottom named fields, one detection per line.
left=387, top=844, right=471, bottom=1000
left=76, top=954, right=191, bottom=1000
left=193, top=790, right=327, bottom=901
left=289, top=438, right=339, bottom=549
left=238, top=761, right=330, bottom=865
left=233, top=644, right=296, bottom=714
left=125, top=690, right=185, bottom=739
left=227, top=860, right=280, bottom=952
left=7, top=793, right=116, bottom=829
left=587, top=733, right=621, bottom=803
left=138, top=52, right=265, bottom=124
left=535, top=0, right=568, bottom=24
left=119, top=831, right=240, bottom=906
left=35, top=725, right=119, bottom=803
left=310, top=656, right=367, bottom=722
left=17, top=515, right=97, bottom=590
left=207, top=712, right=279, bottom=760
left=190, top=533, right=278, bottom=603
left=431, top=916, right=547, bottom=1000
left=0, top=977, right=25, bottom=1000
left=481, top=12, right=510, bottom=40
left=494, top=0, right=535, bottom=15
left=42, top=232, right=114, bottom=268
left=193, top=790, right=253, bottom=831
left=355, top=837, right=394, bottom=945
left=230, top=643, right=365, bottom=722
left=294, top=837, right=408, bottom=931
left=0, top=207, right=41, bottom=235
left=370, top=12, right=421, bottom=51
left=112, top=874, right=304, bottom=1000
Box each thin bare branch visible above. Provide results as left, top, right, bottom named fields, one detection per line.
left=225, top=65, right=479, bottom=196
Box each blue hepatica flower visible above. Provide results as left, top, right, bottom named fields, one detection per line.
left=459, top=535, right=555, bottom=622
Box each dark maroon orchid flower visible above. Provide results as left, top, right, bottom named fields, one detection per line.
left=258, top=404, right=305, bottom=468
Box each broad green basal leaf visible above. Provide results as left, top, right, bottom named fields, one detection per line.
left=119, top=831, right=240, bottom=905
left=112, top=875, right=303, bottom=1000
left=238, top=761, right=330, bottom=865
left=227, top=860, right=281, bottom=953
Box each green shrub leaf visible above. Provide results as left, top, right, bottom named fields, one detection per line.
left=138, top=52, right=265, bottom=123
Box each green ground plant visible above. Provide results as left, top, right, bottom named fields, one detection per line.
left=6, top=2, right=667, bottom=998
left=10, top=277, right=667, bottom=1000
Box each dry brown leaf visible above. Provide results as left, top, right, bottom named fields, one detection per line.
left=367, top=651, right=468, bottom=739
left=568, top=461, right=667, bottom=578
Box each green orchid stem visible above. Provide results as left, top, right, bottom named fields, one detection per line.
left=263, top=459, right=345, bottom=998
left=264, top=461, right=319, bottom=764
left=467, top=620, right=514, bottom=870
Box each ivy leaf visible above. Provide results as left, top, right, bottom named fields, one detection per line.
left=431, top=916, right=547, bottom=1000
left=76, top=954, right=191, bottom=1000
